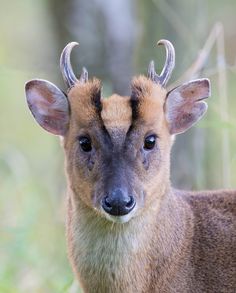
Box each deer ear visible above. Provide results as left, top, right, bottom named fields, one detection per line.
left=25, top=79, right=70, bottom=136
left=165, top=78, right=210, bottom=135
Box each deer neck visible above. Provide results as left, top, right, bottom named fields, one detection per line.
left=66, top=187, right=193, bottom=292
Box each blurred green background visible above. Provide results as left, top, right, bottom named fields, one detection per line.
left=0, top=0, right=236, bottom=292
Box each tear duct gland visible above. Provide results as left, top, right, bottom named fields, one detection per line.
left=25, top=40, right=236, bottom=293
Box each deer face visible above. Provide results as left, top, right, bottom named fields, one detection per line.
left=61, top=77, right=173, bottom=223
left=25, top=41, right=210, bottom=223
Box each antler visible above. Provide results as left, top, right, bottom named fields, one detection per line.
left=60, top=42, right=88, bottom=88
left=148, top=39, right=175, bottom=87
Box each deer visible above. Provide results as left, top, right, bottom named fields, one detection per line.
left=25, top=39, right=236, bottom=293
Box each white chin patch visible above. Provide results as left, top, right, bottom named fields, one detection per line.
left=101, top=208, right=136, bottom=224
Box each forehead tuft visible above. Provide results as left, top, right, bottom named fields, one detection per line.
left=66, top=76, right=167, bottom=134
left=101, top=95, right=132, bottom=133
left=131, top=76, right=167, bottom=123
left=67, top=78, right=101, bottom=125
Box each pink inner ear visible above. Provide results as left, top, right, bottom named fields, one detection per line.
left=25, top=79, right=70, bottom=136
left=165, top=78, right=210, bottom=135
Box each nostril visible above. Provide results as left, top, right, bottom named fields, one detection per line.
left=126, top=196, right=135, bottom=209
left=102, top=196, right=112, bottom=212
left=104, top=197, right=112, bottom=209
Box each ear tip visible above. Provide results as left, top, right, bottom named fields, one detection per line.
left=196, top=78, right=211, bottom=97
left=25, top=80, right=33, bottom=91
left=203, top=78, right=211, bottom=96
left=203, top=77, right=210, bottom=86
left=25, top=79, right=40, bottom=92
left=199, top=77, right=210, bottom=85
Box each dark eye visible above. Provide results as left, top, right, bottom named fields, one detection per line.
left=144, top=135, right=156, bottom=150
left=79, top=136, right=92, bottom=152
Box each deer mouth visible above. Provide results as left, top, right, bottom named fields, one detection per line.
left=100, top=203, right=137, bottom=224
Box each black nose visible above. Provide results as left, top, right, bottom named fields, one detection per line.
left=102, top=189, right=136, bottom=216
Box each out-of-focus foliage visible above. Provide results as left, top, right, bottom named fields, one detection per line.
left=0, top=0, right=235, bottom=292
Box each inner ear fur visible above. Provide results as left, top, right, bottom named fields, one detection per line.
left=165, top=78, right=211, bottom=135
left=25, top=79, right=70, bottom=136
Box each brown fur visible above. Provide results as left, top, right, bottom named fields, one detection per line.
left=26, top=74, right=236, bottom=292
left=61, top=77, right=236, bottom=292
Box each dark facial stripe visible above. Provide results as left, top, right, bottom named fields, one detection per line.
left=89, top=87, right=113, bottom=148
left=130, top=85, right=142, bottom=121
left=91, top=87, right=102, bottom=113
left=130, top=98, right=139, bottom=121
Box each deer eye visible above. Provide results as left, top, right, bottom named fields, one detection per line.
left=79, top=136, right=92, bottom=152
left=144, top=135, right=156, bottom=150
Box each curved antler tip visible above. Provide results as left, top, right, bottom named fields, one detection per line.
left=68, top=41, right=79, bottom=47
left=157, top=39, right=173, bottom=47
left=157, top=39, right=165, bottom=45
left=61, top=42, right=79, bottom=56
left=60, top=41, right=87, bottom=88
left=147, top=39, right=175, bottom=87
